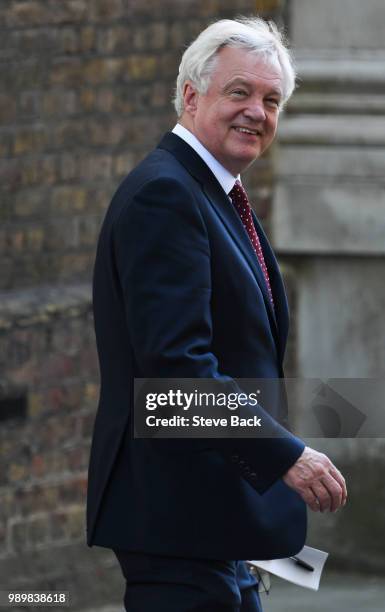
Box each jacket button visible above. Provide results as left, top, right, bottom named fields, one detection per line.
left=250, top=472, right=257, bottom=479
left=231, top=454, right=240, bottom=463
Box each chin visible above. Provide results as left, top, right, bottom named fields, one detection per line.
left=236, top=153, right=261, bottom=171
left=237, top=147, right=262, bottom=163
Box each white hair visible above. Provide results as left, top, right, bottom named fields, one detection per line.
left=173, top=17, right=296, bottom=116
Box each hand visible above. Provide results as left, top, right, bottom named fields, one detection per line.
left=282, top=446, right=347, bottom=512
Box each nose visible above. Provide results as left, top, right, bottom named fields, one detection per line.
left=243, top=98, right=266, bottom=122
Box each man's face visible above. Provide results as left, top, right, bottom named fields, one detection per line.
left=181, top=46, right=283, bottom=176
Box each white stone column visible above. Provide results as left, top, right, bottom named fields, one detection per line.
left=274, top=0, right=385, bottom=378
left=273, top=0, right=385, bottom=572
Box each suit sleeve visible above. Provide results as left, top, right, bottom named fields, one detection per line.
left=113, top=176, right=305, bottom=493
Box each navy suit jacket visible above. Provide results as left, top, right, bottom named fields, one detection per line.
left=86, top=132, right=307, bottom=560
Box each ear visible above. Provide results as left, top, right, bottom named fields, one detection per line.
left=182, top=81, right=199, bottom=116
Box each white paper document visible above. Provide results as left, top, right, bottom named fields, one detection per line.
left=248, top=545, right=329, bottom=591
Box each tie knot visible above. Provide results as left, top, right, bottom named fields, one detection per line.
left=229, top=180, right=250, bottom=210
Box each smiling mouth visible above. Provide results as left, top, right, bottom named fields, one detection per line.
left=233, top=126, right=262, bottom=136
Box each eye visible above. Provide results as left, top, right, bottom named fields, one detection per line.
left=266, top=97, right=280, bottom=108
left=231, top=89, right=248, bottom=97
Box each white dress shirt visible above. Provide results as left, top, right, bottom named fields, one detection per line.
left=172, top=124, right=240, bottom=196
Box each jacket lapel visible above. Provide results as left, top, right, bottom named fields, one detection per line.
left=157, top=132, right=286, bottom=359
left=201, top=177, right=280, bottom=340
left=251, top=210, right=289, bottom=361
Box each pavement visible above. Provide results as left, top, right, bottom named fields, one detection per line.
left=77, top=572, right=385, bottom=612
left=262, top=571, right=385, bottom=612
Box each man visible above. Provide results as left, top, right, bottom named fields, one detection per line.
left=87, top=18, right=347, bottom=612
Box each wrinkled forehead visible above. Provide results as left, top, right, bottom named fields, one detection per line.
left=211, top=45, right=284, bottom=89
left=213, top=45, right=282, bottom=75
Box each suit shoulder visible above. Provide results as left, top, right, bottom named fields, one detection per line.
left=98, top=146, right=207, bottom=247
left=120, top=148, right=195, bottom=194
left=107, top=149, right=201, bottom=223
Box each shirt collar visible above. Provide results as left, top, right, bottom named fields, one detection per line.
left=172, top=124, right=240, bottom=195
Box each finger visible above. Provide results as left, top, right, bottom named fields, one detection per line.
left=301, top=488, right=321, bottom=512
left=329, top=467, right=347, bottom=505
left=320, top=474, right=343, bottom=512
left=328, top=465, right=346, bottom=489
left=310, top=481, right=332, bottom=512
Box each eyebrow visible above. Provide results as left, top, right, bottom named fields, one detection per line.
left=223, top=77, right=282, bottom=98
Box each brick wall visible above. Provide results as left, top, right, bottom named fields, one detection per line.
left=0, top=0, right=282, bottom=292
left=0, top=286, right=100, bottom=605
left=0, top=1, right=288, bottom=609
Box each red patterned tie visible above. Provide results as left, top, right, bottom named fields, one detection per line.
left=229, top=180, right=274, bottom=306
